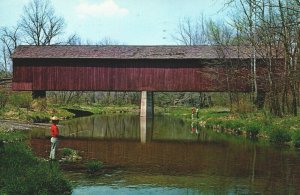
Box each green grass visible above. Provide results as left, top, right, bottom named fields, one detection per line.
left=244, top=123, right=260, bottom=137
left=0, top=131, right=72, bottom=194
left=85, top=160, right=103, bottom=174
left=292, top=129, right=300, bottom=148
left=268, top=126, right=292, bottom=144
left=61, top=148, right=75, bottom=157
left=26, top=112, right=51, bottom=123
left=162, top=106, right=300, bottom=147
left=0, top=129, right=27, bottom=144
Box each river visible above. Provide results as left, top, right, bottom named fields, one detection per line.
left=29, top=114, right=300, bottom=194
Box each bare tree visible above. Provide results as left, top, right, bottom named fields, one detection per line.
left=277, top=0, right=300, bottom=116
left=19, top=0, right=65, bottom=45
left=230, top=0, right=282, bottom=115
left=97, top=37, right=120, bottom=45
left=229, top=0, right=300, bottom=116
left=0, top=0, right=67, bottom=77
left=206, top=20, right=235, bottom=45
left=172, top=17, right=239, bottom=108
left=206, top=20, right=243, bottom=110
left=0, top=26, right=20, bottom=76
left=65, top=33, right=82, bottom=45
left=172, top=16, right=209, bottom=45
left=230, top=1, right=260, bottom=107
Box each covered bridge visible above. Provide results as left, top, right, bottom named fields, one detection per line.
left=12, top=45, right=274, bottom=117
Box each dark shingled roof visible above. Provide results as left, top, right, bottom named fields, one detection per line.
left=12, top=45, right=260, bottom=59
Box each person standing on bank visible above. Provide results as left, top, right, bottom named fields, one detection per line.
left=49, top=116, right=60, bottom=160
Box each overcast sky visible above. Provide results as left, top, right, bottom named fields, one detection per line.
left=0, top=0, right=227, bottom=45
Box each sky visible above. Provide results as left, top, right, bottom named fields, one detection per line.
left=0, top=0, right=228, bottom=45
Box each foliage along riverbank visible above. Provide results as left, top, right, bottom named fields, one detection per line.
left=0, top=91, right=140, bottom=123
left=0, top=129, right=72, bottom=194
left=163, top=106, right=300, bottom=148
left=1, top=90, right=300, bottom=148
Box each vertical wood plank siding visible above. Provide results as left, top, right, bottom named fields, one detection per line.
left=12, top=58, right=271, bottom=92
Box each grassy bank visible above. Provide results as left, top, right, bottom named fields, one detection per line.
left=0, top=129, right=72, bottom=194
left=1, top=90, right=300, bottom=147
left=0, top=90, right=139, bottom=123
left=163, top=106, right=300, bottom=147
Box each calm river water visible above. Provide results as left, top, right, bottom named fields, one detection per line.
left=30, top=114, right=300, bottom=194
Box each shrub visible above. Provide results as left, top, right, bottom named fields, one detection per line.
left=61, top=148, right=75, bottom=157
left=61, top=148, right=82, bottom=162
left=31, top=98, right=47, bottom=111
left=9, top=92, right=32, bottom=109
left=204, top=119, right=213, bottom=128
left=205, top=118, right=223, bottom=129
left=268, top=126, right=291, bottom=144
left=222, top=120, right=233, bottom=129
left=26, top=112, right=50, bottom=123
left=229, top=120, right=244, bottom=130
left=245, top=123, right=260, bottom=138
left=0, top=89, right=9, bottom=109
left=292, top=130, right=300, bottom=148
left=85, top=160, right=103, bottom=173
left=231, top=98, right=255, bottom=113
left=220, top=120, right=244, bottom=135
left=262, top=110, right=273, bottom=125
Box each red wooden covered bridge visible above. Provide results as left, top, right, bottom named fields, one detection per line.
left=12, top=45, right=278, bottom=117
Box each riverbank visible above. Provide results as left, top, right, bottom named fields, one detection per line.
left=2, top=104, right=300, bottom=193
left=0, top=129, right=72, bottom=194
left=162, top=106, right=300, bottom=148
left=2, top=104, right=300, bottom=147
left=0, top=103, right=140, bottom=123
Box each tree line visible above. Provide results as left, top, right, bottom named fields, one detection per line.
left=1, top=0, right=299, bottom=116
left=173, top=0, right=300, bottom=116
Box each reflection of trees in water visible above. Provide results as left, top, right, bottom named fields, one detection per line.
left=61, top=115, right=140, bottom=139
left=152, top=117, right=193, bottom=140
left=104, top=115, right=139, bottom=139
left=60, top=115, right=240, bottom=142
left=61, top=115, right=203, bottom=141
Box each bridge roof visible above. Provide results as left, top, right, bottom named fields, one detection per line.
left=12, top=45, right=260, bottom=60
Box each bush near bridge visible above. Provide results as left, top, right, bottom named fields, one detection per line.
left=0, top=90, right=75, bottom=122
left=0, top=89, right=139, bottom=122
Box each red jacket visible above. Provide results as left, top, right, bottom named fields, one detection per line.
left=50, top=124, right=59, bottom=137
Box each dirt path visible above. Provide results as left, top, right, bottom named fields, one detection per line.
left=0, top=119, right=49, bottom=131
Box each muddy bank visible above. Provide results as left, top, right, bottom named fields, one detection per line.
left=0, top=119, right=50, bottom=131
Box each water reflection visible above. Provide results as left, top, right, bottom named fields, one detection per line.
left=29, top=115, right=300, bottom=194
left=62, top=115, right=140, bottom=140
left=31, top=115, right=200, bottom=142
left=140, top=117, right=153, bottom=143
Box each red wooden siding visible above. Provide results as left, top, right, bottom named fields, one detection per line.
left=12, top=58, right=275, bottom=92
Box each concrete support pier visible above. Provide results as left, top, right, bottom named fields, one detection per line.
left=140, top=91, right=154, bottom=118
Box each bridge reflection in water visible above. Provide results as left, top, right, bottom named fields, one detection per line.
left=31, top=115, right=199, bottom=142
left=30, top=115, right=212, bottom=173
left=29, top=114, right=300, bottom=194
